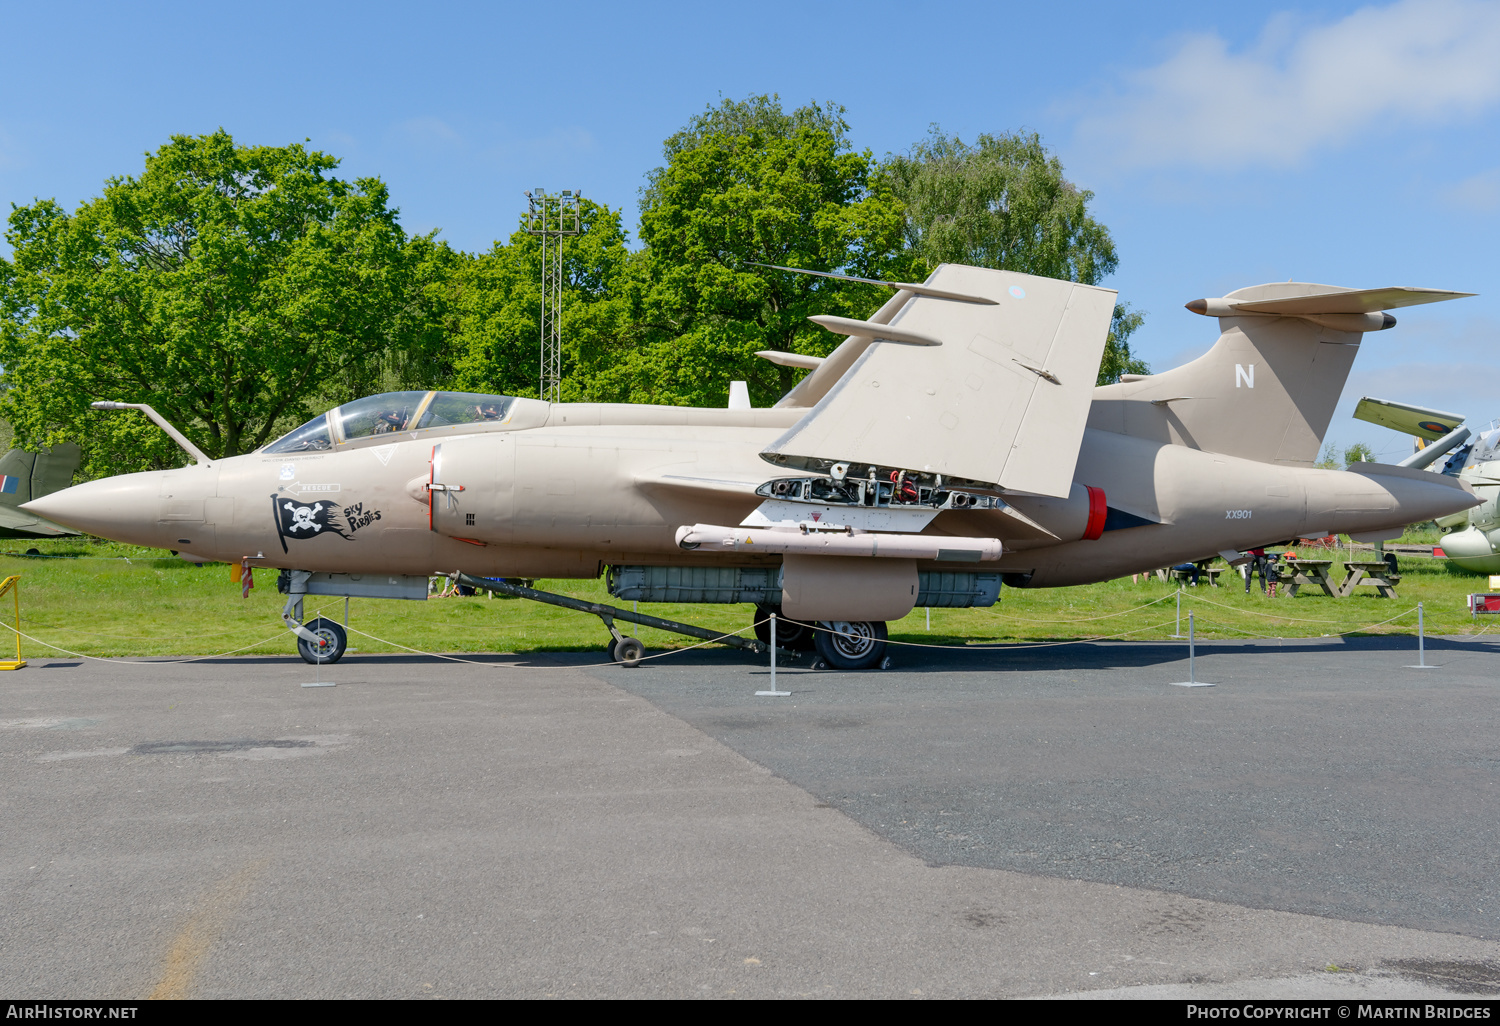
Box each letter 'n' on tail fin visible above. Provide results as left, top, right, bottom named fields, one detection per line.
left=1087, top=283, right=1473, bottom=466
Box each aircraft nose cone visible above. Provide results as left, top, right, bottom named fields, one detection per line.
left=21, top=472, right=168, bottom=545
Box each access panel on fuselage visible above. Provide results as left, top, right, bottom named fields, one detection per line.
left=429, top=434, right=516, bottom=544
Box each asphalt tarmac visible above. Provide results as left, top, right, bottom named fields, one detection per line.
left=2, top=634, right=1499, bottom=999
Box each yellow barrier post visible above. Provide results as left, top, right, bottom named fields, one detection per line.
left=0, top=574, right=24, bottom=670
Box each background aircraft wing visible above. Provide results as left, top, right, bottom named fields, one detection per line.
left=1353, top=397, right=1465, bottom=441
left=0, top=442, right=82, bottom=538
left=762, top=265, right=1116, bottom=498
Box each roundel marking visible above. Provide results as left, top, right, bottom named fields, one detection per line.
left=1418, top=421, right=1453, bottom=435
left=1009, top=286, right=1026, bottom=299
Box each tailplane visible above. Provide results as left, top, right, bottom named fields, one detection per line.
left=1087, top=283, right=1472, bottom=465
left=0, top=442, right=81, bottom=507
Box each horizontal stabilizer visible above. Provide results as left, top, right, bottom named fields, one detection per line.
left=1354, top=397, right=1465, bottom=441
left=1231, top=287, right=1473, bottom=315
left=766, top=265, right=1116, bottom=498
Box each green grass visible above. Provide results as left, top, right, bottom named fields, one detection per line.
left=0, top=536, right=1492, bottom=660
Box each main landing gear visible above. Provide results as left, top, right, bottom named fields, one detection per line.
left=812, top=620, right=889, bottom=671
left=752, top=605, right=816, bottom=651
left=753, top=605, right=889, bottom=670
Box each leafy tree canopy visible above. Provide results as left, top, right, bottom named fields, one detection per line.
left=0, top=129, right=430, bottom=475
left=880, top=127, right=1146, bottom=384
left=441, top=199, right=636, bottom=401
left=607, top=95, right=906, bottom=407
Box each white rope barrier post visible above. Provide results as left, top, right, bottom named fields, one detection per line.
left=1171, top=611, right=1214, bottom=687
left=1171, top=587, right=1186, bottom=638
left=756, top=613, right=790, bottom=697
left=1405, top=601, right=1436, bottom=669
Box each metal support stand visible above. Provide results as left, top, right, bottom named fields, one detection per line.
left=1171, top=612, right=1214, bottom=687
left=452, top=572, right=797, bottom=662
left=756, top=614, right=791, bottom=697
left=1405, top=601, right=1437, bottom=669
left=0, top=575, right=26, bottom=670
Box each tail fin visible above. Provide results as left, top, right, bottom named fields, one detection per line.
left=1088, top=283, right=1472, bottom=466
left=0, top=442, right=81, bottom=507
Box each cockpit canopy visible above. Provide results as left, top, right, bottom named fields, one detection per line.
left=263, top=391, right=516, bottom=454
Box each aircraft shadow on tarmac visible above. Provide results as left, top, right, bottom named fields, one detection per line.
left=124, top=632, right=1498, bottom=673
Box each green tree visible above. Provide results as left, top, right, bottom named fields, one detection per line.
left=610, top=95, right=907, bottom=407
left=0, top=130, right=428, bottom=476
left=1343, top=441, right=1376, bottom=467
left=880, top=127, right=1146, bottom=385
left=442, top=199, right=636, bottom=401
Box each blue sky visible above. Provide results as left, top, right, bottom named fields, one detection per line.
left=2, top=0, right=1496, bottom=459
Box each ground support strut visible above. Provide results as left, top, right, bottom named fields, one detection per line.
left=451, top=572, right=798, bottom=662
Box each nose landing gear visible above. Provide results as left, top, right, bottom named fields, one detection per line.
left=296, top=617, right=347, bottom=665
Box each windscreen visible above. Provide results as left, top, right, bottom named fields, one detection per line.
left=335, top=391, right=430, bottom=441
left=263, top=414, right=332, bottom=454
left=417, top=392, right=514, bottom=428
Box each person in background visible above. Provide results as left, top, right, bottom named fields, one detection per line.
left=1244, top=547, right=1269, bottom=593
left=1171, top=561, right=1203, bottom=586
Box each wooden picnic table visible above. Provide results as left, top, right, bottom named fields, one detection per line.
left=1339, top=560, right=1401, bottom=599
left=1280, top=558, right=1338, bottom=597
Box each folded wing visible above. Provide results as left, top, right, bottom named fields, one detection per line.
left=762, top=265, right=1116, bottom=499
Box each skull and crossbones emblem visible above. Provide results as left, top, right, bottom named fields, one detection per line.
left=283, top=501, right=325, bottom=533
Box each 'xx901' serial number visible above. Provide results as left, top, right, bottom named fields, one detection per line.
left=1225, top=509, right=1252, bottom=519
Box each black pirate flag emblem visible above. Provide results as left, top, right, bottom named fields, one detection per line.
left=271, top=494, right=352, bottom=553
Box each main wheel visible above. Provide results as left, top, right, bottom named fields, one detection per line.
left=1384, top=552, right=1399, bottom=575
left=753, top=606, right=817, bottom=651
left=296, top=617, right=347, bottom=665
left=813, top=620, right=888, bottom=670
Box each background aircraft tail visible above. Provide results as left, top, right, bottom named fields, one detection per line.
left=1087, top=283, right=1471, bottom=466
left=0, top=442, right=81, bottom=506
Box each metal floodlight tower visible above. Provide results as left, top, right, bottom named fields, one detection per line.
left=524, top=188, right=582, bottom=404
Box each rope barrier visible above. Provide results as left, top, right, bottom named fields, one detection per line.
left=985, top=593, right=1177, bottom=623
left=6, top=574, right=1497, bottom=665
left=12, top=625, right=293, bottom=665
left=1185, top=590, right=1415, bottom=624
left=341, top=621, right=766, bottom=670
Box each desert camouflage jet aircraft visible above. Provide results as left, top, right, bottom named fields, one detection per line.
left=23, top=264, right=1480, bottom=668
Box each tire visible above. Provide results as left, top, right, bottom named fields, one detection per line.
left=614, top=636, right=645, bottom=667
left=753, top=606, right=817, bottom=651
left=813, top=620, right=888, bottom=670
left=297, top=617, right=347, bottom=665
left=1384, top=552, right=1399, bottom=575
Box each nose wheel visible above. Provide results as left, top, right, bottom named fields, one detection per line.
left=813, top=620, right=888, bottom=670
left=297, top=617, right=347, bottom=664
